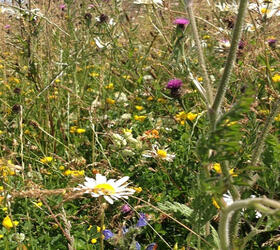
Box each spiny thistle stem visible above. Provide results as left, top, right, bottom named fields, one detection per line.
left=210, top=0, right=248, bottom=130
left=219, top=198, right=280, bottom=250
left=184, top=0, right=213, bottom=107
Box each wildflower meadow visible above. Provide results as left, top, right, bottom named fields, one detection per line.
left=1, top=0, right=280, bottom=249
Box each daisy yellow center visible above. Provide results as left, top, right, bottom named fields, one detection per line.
left=157, top=149, right=167, bottom=158
left=94, top=184, right=116, bottom=195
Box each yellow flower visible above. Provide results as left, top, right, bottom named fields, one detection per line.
left=213, top=163, right=222, bottom=174
left=2, top=216, right=18, bottom=229
left=89, top=72, right=99, bottom=77
left=134, top=115, right=147, bottom=122
left=59, top=166, right=65, bottom=171
left=63, top=170, right=72, bottom=176
left=212, top=198, right=220, bottom=209
left=76, top=128, right=86, bottom=134
left=91, top=238, right=97, bottom=244
left=40, top=157, right=53, bottom=164
left=97, top=225, right=106, bottom=232
left=186, top=112, right=198, bottom=121
left=157, top=149, right=167, bottom=159
left=106, top=98, right=116, bottom=105
left=0, top=234, right=3, bottom=238
left=122, top=75, right=131, bottom=80
left=134, top=187, right=142, bottom=193
left=0, top=130, right=3, bottom=136
left=88, top=225, right=92, bottom=231
left=55, top=79, right=61, bottom=83
left=135, top=105, right=144, bottom=111
left=272, top=74, right=280, bottom=83
left=147, top=96, right=154, bottom=101
left=197, top=77, right=203, bottom=82
left=35, top=201, right=43, bottom=207
left=70, top=126, right=77, bottom=133
left=157, top=98, right=166, bottom=103
left=213, top=163, right=237, bottom=176
left=275, top=114, right=280, bottom=121
left=105, top=83, right=114, bottom=89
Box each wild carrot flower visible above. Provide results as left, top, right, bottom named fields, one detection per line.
left=77, top=174, right=135, bottom=204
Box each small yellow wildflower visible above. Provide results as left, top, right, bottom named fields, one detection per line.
left=123, top=128, right=132, bottom=134
left=134, top=187, right=142, bottom=193
left=0, top=186, right=3, bottom=192
left=52, top=223, right=59, bottom=229
left=272, top=74, right=280, bottom=83
left=105, top=83, right=114, bottom=89
left=0, top=65, right=3, bottom=69
left=134, top=115, right=147, bottom=122
left=106, top=98, right=116, bottom=105
left=59, top=166, right=65, bottom=171
left=88, top=225, right=92, bottom=231
left=63, top=170, right=72, bottom=176
left=135, top=105, right=144, bottom=111
left=275, top=114, right=280, bottom=122
left=2, top=207, right=7, bottom=212
left=147, top=96, right=154, bottom=101
left=2, top=216, right=18, bottom=229
left=186, top=112, right=198, bottom=121
left=89, top=72, right=99, bottom=77
left=70, top=126, right=77, bottom=133
left=213, top=163, right=237, bottom=177
left=203, top=35, right=210, bottom=39
left=0, top=234, right=3, bottom=238
left=91, top=238, right=97, bottom=244
left=0, top=130, right=3, bottom=135
left=55, top=79, right=61, bottom=83
left=122, top=75, right=131, bottom=80
left=40, top=157, right=53, bottom=164
left=76, top=128, right=86, bottom=134
left=212, top=198, right=220, bottom=209
left=97, top=225, right=106, bottom=232
left=35, top=201, right=43, bottom=207
left=197, top=77, right=203, bottom=82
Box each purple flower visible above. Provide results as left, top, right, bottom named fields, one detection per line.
left=268, top=38, right=277, bottom=49
left=137, top=213, right=147, bottom=227
left=173, top=18, right=189, bottom=25
left=121, top=204, right=131, bottom=213
left=103, top=229, right=114, bottom=240
left=146, top=243, right=157, bottom=250
left=59, top=4, right=66, bottom=11
left=238, top=40, right=245, bottom=50
left=166, top=79, right=183, bottom=90
left=4, top=25, right=11, bottom=29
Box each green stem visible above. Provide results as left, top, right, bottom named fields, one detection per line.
left=210, top=0, right=248, bottom=130
left=184, top=0, right=213, bottom=107
left=248, top=98, right=280, bottom=186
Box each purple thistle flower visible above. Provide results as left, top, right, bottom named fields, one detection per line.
left=173, top=18, right=189, bottom=25
left=166, top=78, right=182, bottom=90
left=121, top=204, right=131, bottom=214
left=146, top=243, right=158, bottom=250
left=103, top=229, right=114, bottom=240
left=268, top=38, right=277, bottom=49
left=59, top=4, right=66, bottom=11
left=137, top=213, right=147, bottom=227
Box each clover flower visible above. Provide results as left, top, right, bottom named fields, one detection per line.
left=77, top=174, right=135, bottom=204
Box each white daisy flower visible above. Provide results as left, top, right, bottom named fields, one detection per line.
left=77, top=174, right=135, bottom=204
left=133, top=0, right=163, bottom=6
left=142, top=144, right=175, bottom=162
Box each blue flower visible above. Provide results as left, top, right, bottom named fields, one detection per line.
left=136, top=213, right=147, bottom=227
left=136, top=241, right=141, bottom=250
left=103, top=229, right=114, bottom=240
left=146, top=243, right=157, bottom=250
